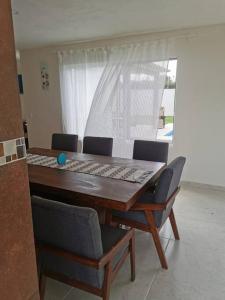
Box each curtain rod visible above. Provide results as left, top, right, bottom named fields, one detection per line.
left=51, top=31, right=196, bottom=54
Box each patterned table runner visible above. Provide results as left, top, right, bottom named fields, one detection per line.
left=27, top=154, right=153, bottom=183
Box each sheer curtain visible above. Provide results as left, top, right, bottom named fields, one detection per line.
left=84, top=40, right=169, bottom=158
left=58, top=48, right=107, bottom=137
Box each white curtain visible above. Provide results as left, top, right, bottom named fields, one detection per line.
left=58, top=48, right=107, bottom=137
left=84, top=40, right=169, bottom=158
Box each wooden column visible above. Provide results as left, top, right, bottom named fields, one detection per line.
left=0, top=1, right=39, bottom=299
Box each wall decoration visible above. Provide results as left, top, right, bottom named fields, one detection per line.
left=0, top=137, right=26, bottom=167
left=40, top=62, right=50, bottom=90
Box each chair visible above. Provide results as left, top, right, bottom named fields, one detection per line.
left=51, top=133, right=78, bottom=152
left=31, top=196, right=135, bottom=300
left=133, top=140, right=169, bottom=163
left=83, top=136, right=113, bottom=156
left=110, top=156, right=186, bottom=269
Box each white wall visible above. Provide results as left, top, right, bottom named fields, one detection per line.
left=170, top=27, right=225, bottom=188
left=21, top=49, right=62, bottom=147
left=20, top=25, right=225, bottom=187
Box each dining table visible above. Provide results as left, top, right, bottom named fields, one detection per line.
left=28, top=148, right=165, bottom=212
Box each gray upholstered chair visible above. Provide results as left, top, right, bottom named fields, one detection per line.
left=31, top=196, right=135, bottom=300
left=83, top=136, right=113, bottom=156
left=52, top=133, right=78, bottom=152
left=133, top=140, right=169, bottom=163
left=110, top=156, right=186, bottom=269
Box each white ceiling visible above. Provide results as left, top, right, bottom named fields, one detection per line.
left=12, top=0, right=225, bottom=49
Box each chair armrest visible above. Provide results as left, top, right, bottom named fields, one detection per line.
left=131, top=202, right=166, bottom=211
left=36, top=242, right=100, bottom=269
left=131, top=187, right=180, bottom=212
left=35, top=228, right=134, bottom=270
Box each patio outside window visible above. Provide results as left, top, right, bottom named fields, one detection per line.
left=157, top=59, right=177, bottom=142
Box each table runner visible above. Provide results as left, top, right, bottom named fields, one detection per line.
left=27, top=154, right=153, bottom=183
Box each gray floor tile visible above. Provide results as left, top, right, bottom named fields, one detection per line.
left=159, top=219, right=173, bottom=240
left=174, top=186, right=225, bottom=225
left=44, top=278, right=72, bottom=300
left=147, top=217, right=225, bottom=300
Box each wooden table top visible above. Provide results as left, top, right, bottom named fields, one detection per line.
left=28, top=148, right=165, bottom=211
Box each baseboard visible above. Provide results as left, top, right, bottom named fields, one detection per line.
left=181, top=181, right=225, bottom=192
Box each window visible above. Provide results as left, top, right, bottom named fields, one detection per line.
left=157, top=59, right=177, bottom=142
left=110, top=59, right=177, bottom=143
left=60, top=47, right=176, bottom=151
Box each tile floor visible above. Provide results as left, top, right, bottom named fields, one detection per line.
left=44, top=185, right=225, bottom=300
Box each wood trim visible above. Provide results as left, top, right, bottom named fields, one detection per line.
left=37, top=243, right=100, bottom=269
left=169, top=208, right=180, bottom=240
left=129, top=234, right=136, bottom=281
left=145, top=210, right=168, bottom=269
left=111, top=248, right=130, bottom=283
left=102, top=262, right=112, bottom=300
left=30, top=182, right=134, bottom=212
left=131, top=187, right=180, bottom=211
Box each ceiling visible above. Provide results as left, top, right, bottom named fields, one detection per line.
left=12, top=0, right=225, bottom=49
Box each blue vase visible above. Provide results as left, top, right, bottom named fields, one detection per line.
left=57, top=152, right=67, bottom=165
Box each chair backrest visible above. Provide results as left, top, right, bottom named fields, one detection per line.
left=154, top=156, right=186, bottom=203
left=31, top=196, right=103, bottom=259
left=31, top=196, right=104, bottom=288
left=83, top=136, right=113, bottom=156
left=133, top=140, right=169, bottom=163
left=52, top=133, right=78, bottom=152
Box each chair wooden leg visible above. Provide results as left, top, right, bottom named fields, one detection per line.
left=102, top=262, right=112, bottom=300
left=39, top=273, right=46, bottom=300
left=151, top=228, right=168, bottom=269
left=169, top=208, right=180, bottom=240
left=129, top=233, right=136, bottom=281
left=145, top=211, right=168, bottom=269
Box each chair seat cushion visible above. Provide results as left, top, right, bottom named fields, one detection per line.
left=112, top=191, right=163, bottom=228
left=101, top=225, right=129, bottom=269
left=101, top=225, right=127, bottom=253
